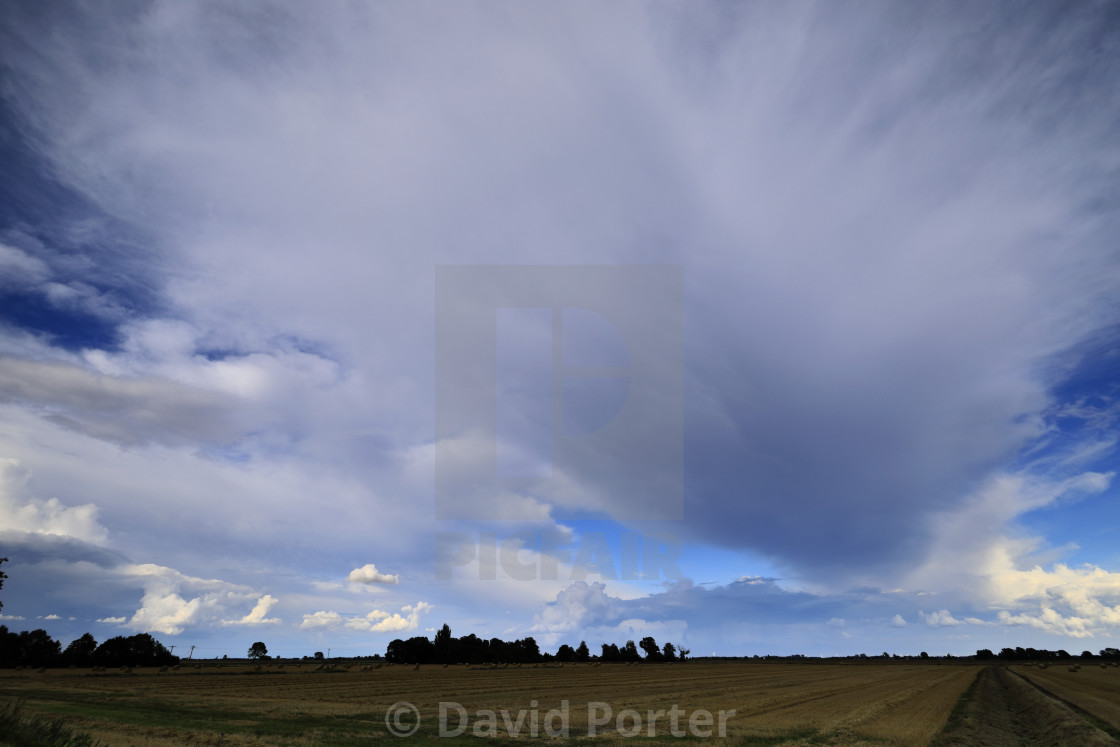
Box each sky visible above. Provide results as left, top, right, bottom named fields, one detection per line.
left=1, top=1, right=1119, bottom=660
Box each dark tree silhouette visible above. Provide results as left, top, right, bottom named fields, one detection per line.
left=0, top=627, right=61, bottom=667
left=93, top=633, right=178, bottom=667
left=248, top=641, right=268, bottom=660
left=518, top=636, right=540, bottom=662
left=456, top=633, right=485, bottom=664
left=662, top=642, right=677, bottom=660
left=387, top=636, right=435, bottom=664
left=639, top=636, right=661, bottom=661
left=576, top=640, right=590, bottom=662
left=0, top=557, right=7, bottom=613
left=434, top=623, right=453, bottom=663
left=64, top=633, right=98, bottom=667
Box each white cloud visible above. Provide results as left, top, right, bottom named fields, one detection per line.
left=988, top=564, right=1120, bottom=638
left=997, top=607, right=1097, bottom=639
left=128, top=588, right=201, bottom=636
left=920, top=610, right=962, bottom=627
left=890, top=614, right=907, bottom=627
left=300, top=602, right=430, bottom=633
left=0, top=458, right=108, bottom=544
left=345, top=602, right=431, bottom=633
left=122, top=563, right=257, bottom=636
left=0, top=614, right=26, bottom=621
left=42, top=613, right=61, bottom=620
left=904, top=470, right=1120, bottom=638
left=96, top=616, right=125, bottom=624
left=346, top=564, right=398, bottom=585
left=531, top=581, right=625, bottom=635
left=222, top=595, right=281, bottom=626
left=298, top=610, right=342, bottom=631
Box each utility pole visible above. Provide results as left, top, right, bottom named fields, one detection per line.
left=169, top=645, right=175, bottom=654
left=327, top=648, right=331, bottom=660
left=188, top=645, right=196, bottom=660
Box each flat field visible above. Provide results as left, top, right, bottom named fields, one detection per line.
left=0, top=660, right=986, bottom=746
left=1010, top=663, right=1120, bottom=733
left=932, top=665, right=1119, bottom=746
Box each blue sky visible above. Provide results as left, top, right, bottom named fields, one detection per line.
left=1, top=1, right=1119, bottom=660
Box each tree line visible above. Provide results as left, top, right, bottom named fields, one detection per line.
left=385, top=624, right=690, bottom=665
left=0, top=626, right=179, bottom=668
left=975, top=647, right=1120, bottom=661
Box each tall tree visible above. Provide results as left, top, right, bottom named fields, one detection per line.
left=434, top=623, right=453, bottom=663
left=248, top=641, right=268, bottom=660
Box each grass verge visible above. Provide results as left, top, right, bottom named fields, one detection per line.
left=0, top=700, right=105, bottom=747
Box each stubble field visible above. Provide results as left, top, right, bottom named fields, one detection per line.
left=2, top=660, right=1117, bottom=745
left=1010, top=663, right=1120, bottom=735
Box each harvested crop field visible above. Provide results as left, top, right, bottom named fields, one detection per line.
left=932, top=665, right=1118, bottom=746
left=1010, top=663, right=1120, bottom=736
left=0, top=660, right=984, bottom=745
